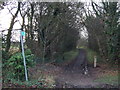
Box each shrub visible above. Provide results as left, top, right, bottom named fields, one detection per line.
left=4, top=49, right=35, bottom=81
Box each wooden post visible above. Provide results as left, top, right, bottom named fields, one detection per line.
left=94, top=56, right=97, bottom=68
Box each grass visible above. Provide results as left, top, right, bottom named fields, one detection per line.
left=60, top=48, right=101, bottom=65
left=76, top=46, right=99, bottom=64
left=94, top=74, right=119, bottom=85
left=63, top=50, right=78, bottom=63
left=86, top=48, right=103, bottom=64
left=86, top=49, right=97, bottom=64
left=54, top=50, right=78, bottom=65
left=77, top=46, right=100, bottom=64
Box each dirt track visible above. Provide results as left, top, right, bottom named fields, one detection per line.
left=54, top=65, right=118, bottom=88
left=53, top=49, right=119, bottom=88
left=25, top=49, right=119, bottom=88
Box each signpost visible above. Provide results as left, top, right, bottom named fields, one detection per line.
left=20, top=30, right=28, bottom=81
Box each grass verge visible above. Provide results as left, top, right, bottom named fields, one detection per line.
left=94, top=74, right=119, bottom=85
left=63, top=50, right=78, bottom=63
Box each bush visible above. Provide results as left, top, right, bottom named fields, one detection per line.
left=4, top=49, right=35, bottom=81
left=2, top=50, right=10, bottom=60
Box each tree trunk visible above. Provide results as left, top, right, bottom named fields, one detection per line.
left=5, top=2, right=21, bottom=53
left=30, top=3, right=34, bottom=40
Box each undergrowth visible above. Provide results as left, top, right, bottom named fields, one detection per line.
left=94, top=74, right=119, bottom=85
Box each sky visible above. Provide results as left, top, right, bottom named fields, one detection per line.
left=0, top=3, right=22, bottom=30
left=0, top=3, right=22, bottom=42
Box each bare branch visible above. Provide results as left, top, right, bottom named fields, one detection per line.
left=7, top=6, right=14, bottom=17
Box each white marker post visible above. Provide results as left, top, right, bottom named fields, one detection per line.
left=20, top=31, right=28, bottom=81
left=94, top=56, right=97, bottom=68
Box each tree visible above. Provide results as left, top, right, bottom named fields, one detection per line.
left=25, top=2, right=83, bottom=63
left=91, top=1, right=120, bottom=63
left=85, top=16, right=108, bottom=59
left=5, top=2, right=21, bottom=53
left=103, top=2, right=120, bottom=63
left=0, top=1, right=4, bottom=10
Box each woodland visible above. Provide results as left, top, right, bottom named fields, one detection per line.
left=0, top=1, right=120, bottom=88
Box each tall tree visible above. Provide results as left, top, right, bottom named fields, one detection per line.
left=5, top=2, right=21, bottom=53
left=91, top=1, right=120, bottom=63
left=25, top=2, right=82, bottom=63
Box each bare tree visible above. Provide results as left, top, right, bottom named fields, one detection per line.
left=5, top=2, right=21, bottom=52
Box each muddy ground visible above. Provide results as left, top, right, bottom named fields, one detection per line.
left=2, top=49, right=119, bottom=88
left=54, top=65, right=119, bottom=88
left=2, top=63, right=119, bottom=88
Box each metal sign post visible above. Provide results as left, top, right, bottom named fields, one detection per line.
left=20, top=31, right=28, bottom=81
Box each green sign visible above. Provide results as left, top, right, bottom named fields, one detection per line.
left=21, top=31, right=26, bottom=36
